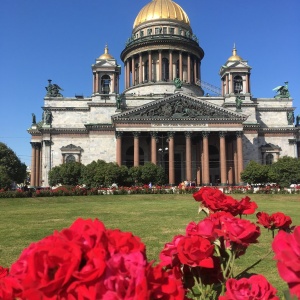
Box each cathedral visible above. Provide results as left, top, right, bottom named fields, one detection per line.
left=28, top=0, right=299, bottom=187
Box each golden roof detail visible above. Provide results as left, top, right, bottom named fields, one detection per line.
left=99, top=45, right=114, bottom=60
left=227, top=44, right=243, bottom=61
left=133, top=0, right=190, bottom=29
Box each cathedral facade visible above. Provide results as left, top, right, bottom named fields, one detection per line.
left=28, top=0, right=299, bottom=187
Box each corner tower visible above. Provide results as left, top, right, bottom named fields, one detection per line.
left=120, top=0, right=204, bottom=97
left=92, top=45, right=121, bottom=102
left=219, top=45, right=252, bottom=101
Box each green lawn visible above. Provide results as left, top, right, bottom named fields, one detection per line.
left=0, top=193, right=299, bottom=295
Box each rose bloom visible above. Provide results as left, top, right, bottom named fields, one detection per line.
left=186, top=219, right=218, bottom=242
left=193, top=187, right=227, bottom=211
left=219, top=274, right=279, bottom=300
left=257, top=212, right=292, bottom=231
left=9, top=233, right=82, bottom=298
left=217, top=214, right=260, bottom=248
left=177, top=235, right=214, bottom=268
left=160, top=235, right=185, bottom=268
left=272, top=226, right=300, bottom=298
left=235, top=196, right=258, bottom=216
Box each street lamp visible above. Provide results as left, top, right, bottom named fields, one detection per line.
left=157, top=135, right=168, bottom=167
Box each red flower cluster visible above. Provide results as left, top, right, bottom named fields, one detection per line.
left=193, top=187, right=258, bottom=217
left=0, top=219, right=185, bottom=299
left=256, top=211, right=292, bottom=231
left=219, top=274, right=279, bottom=300
left=273, top=226, right=300, bottom=298
left=160, top=211, right=261, bottom=290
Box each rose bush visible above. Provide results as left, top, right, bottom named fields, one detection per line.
left=0, top=187, right=298, bottom=299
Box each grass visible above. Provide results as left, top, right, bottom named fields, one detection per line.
left=0, top=193, right=299, bottom=296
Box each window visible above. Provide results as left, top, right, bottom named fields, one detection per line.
left=140, top=30, right=144, bottom=37
left=66, top=155, right=76, bottom=163
left=101, top=75, right=111, bottom=94
left=163, top=27, right=167, bottom=34
left=162, top=58, right=169, bottom=81
left=266, top=154, right=274, bottom=165
left=234, top=75, right=243, bottom=94
left=169, top=27, right=175, bottom=34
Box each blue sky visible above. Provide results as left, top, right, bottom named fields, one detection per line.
left=1, top=0, right=299, bottom=167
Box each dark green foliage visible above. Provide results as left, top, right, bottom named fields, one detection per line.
left=0, top=142, right=27, bottom=189
left=48, top=162, right=84, bottom=186
left=241, top=160, right=270, bottom=184
left=268, top=156, right=300, bottom=188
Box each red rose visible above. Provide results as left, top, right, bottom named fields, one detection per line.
left=177, top=235, right=214, bottom=268
left=10, top=233, right=82, bottom=298
left=160, top=235, right=185, bottom=268
left=0, top=266, right=8, bottom=279
left=0, top=276, right=23, bottom=300
left=217, top=214, right=260, bottom=248
left=272, top=226, right=300, bottom=298
left=271, top=212, right=292, bottom=230
left=236, top=196, right=258, bottom=216
left=147, top=263, right=187, bottom=300
left=186, top=219, right=218, bottom=242
left=193, top=187, right=227, bottom=211
left=106, top=229, right=146, bottom=256
left=219, top=274, right=279, bottom=300
left=257, top=212, right=272, bottom=228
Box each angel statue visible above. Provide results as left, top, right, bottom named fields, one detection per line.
left=174, top=78, right=182, bottom=89
left=273, top=81, right=290, bottom=99
left=45, top=79, right=63, bottom=97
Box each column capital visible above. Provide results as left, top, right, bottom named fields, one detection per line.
left=236, top=131, right=243, bottom=138
left=44, top=140, right=52, bottom=146
left=133, top=131, right=141, bottom=138
left=115, top=131, right=123, bottom=138
left=184, top=131, right=192, bottom=138
left=219, top=131, right=227, bottom=138
left=30, top=142, right=41, bottom=148
left=150, top=131, right=158, bottom=138
left=202, top=131, right=210, bottom=138
left=167, top=131, right=175, bottom=139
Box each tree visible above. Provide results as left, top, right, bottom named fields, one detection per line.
left=268, top=156, right=300, bottom=188
left=0, top=142, right=27, bottom=189
left=241, top=160, right=270, bottom=184
left=48, top=162, right=84, bottom=186
left=140, top=162, right=166, bottom=185
left=81, top=160, right=107, bottom=188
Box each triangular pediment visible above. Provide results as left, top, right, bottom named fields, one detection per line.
left=112, top=93, right=248, bottom=123
left=93, top=60, right=117, bottom=68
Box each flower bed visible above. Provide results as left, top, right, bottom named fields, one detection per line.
left=0, top=187, right=299, bottom=299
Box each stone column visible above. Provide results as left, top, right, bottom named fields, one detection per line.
left=126, top=60, right=130, bottom=88
left=245, top=74, right=249, bottom=93
left=236, top=131, right=244, bottom=185
left=233, top=139, right=238, bottom=185
left=148, top=51, right=152, bottom=82
left=230, top=73, right=234, bottom=94
left=150, top=132, right=158, bottom=165
left=131, top=57, right=135, bottom=86
left=133, top=131, right=140, bottom=167
left=158, top=50, right=162, bottom=81
left=179, top=51, right=183, bottom=81
left=43, top=140, right=51, bottom=187
left=196, top=139, right=202, bottom=186
left=95, top=72, right=99, bottom=93
left=168, top=132, right=175, bottom=186
left=185, top=131, right=192, bottom=181
left=139, top=53, right=143, bottom=84
left=169, top=50, right=173, bottom=81
left=193, top=58, right=197, bottom=83
left=227, top=139, right=234, bottom=185
left=219, top=131, right=227, bottom=185
left=202, top=132, right=210, bottom=185
left=116, top=132, right=123, bottom=166
left=187, top=54, right=191, bottom=83
left=30, top=142, right=37, bottom=186
left=226, top=75, right=229, bottom=94
left=93, top=72, right=96, bottom=93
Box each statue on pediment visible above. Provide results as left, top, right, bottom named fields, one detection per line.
left=273, top=81, right=290, bottom=98
left=174, top=78, right=182, bottom=89
left=235, top=96, right=242, bottom=111
left=45, top=79, right=63, bottom=97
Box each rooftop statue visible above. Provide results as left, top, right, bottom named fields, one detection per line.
left=174, top=78, right=182, bottom=89
left=45, top=79, right=63, bottom=97
left=273, top=81, right=290, bottom=98
left=235, top=96, right=242, bottom=111
left=31, top=113, right=36, bottom=124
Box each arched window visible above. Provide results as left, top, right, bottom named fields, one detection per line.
left=66, top=155, right=76, bottom=163
left=144, top=60, right=149, bottom=81
left=266, top=154, right=274, bottom=165
left=234, top=75, right=243, bottom=94
left=162, top=58, right=169, bottom=81
left=101, top=75, right=110, bottom=94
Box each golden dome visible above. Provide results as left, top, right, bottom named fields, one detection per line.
left=133, top=0, right=190, bottom=29
left=99, top=45, right=114, bottom=60
left=228, top=45, right=243, bottom=61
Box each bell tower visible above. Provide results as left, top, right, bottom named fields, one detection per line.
left=92, top=45, right=121, bottom=102
left=219, top=45, right=252, bottom=101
